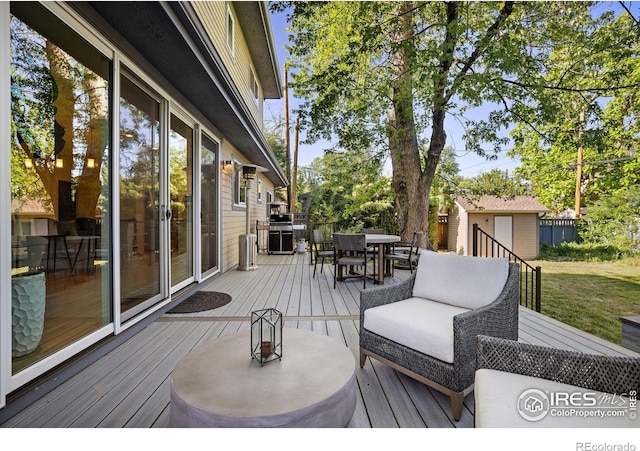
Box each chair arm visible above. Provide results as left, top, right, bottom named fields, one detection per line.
left=451, top=263, right=520, bottom=381
left=476, top=335, right=640, bottom=395
left=360, top=273, right=415, bottom=312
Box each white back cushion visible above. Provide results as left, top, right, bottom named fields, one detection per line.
left=412, top=250, right=509, bottom=309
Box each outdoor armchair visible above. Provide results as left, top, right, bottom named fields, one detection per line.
left=475, top=335, right=640, bottom=427
left=359, top=250, right=520, bottom=421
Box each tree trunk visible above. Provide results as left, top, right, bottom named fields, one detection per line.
left=388, top=2, right=430, bottom=247
left=76, top=72, right=108, bottom=219
left=43, top=41, right=75, bottom=221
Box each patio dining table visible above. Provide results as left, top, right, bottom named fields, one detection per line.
left=365, top=234, right=400, bottom=284
left=334, top=233, right=401, bottom=285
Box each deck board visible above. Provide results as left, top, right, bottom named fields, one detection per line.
left=2, top=253, right=637, bottom=428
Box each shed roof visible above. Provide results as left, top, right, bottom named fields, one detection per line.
left=455, top=196, right=550, bottom=214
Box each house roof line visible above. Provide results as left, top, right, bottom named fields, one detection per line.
left=454, top=196, right=551, bottom=214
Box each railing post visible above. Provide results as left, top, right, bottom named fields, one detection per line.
left=535, top=266, right=542, bottom=312
left=472, top=223, right=478, bottom=257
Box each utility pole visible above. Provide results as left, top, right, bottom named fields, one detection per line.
left=284, top=69, right=291, bottom=211
left=292, top=118, right=299, bottom=212
left=574, top=109, right=585, bottom=219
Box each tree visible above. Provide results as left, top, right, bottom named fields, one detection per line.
left=458, top=169, right=529, bottom=198
left=297, top=148, right=395, bottom=233
left=579, top=185, right=640, bottom=252
left=11, top=16, right=108, bottom=221
left=274, top=1, right=639, bottom=247
left=509, top=8, right=640, bottom=214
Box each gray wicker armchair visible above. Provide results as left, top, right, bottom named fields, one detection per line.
left=359, top=250, right=520, bottom=421
left=475, top=335, right=640, bottom=427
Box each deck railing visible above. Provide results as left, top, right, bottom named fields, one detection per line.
left=472, top=223, right=541, bottom=312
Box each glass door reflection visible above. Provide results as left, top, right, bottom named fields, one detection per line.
left=201, top=135, right=218, bottom=276
left=169, top=114, right=194, bottom=289
left=119, top=72, right=162, bottom=319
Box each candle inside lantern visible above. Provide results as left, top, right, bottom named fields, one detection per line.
left=261, top=340, right=272, bottom=358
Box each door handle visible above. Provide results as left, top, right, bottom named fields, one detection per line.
left=161, top=205, right=172, bottom=221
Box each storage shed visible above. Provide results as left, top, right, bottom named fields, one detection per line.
left=447, top=196, right=551, bottom=260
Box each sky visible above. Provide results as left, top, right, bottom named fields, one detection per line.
left=264, top=5, right=520, bottom=179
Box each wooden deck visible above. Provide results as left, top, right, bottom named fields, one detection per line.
left=1, top=252, right=637, bottom=428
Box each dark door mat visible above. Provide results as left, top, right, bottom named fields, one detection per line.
left=167, top=291, right=232, bottom=314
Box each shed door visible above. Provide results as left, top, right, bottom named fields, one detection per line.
left=494, top=216, right=513, bottom=254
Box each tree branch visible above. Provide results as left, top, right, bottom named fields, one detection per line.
left=618, top=1, right=639, bottom=24
left=445, top=1, right=515, bottom=103
left=498, top=77, right=640, bottom=93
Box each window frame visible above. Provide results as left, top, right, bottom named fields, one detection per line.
left=225, top=3, right=235, bottom=58
left=249, top=66, right=260, bottom=105
left=232, top=157, right=246, bottom=208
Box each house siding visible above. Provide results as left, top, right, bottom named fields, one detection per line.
left=192, top=2, right=263, bottom=129
left=220, top=143, right=273, bottom=272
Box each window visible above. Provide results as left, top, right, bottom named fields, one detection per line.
left=232, top=158, right=246, bottom=207
left=250, top=67, right=260, bottom=104
left=226, top=3, right=235, bottom=57
left=257, top=178, right=263, bottom=203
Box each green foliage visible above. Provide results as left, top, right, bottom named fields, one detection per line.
left=274, top=1, right=639, bottom=244
left=509, top=10, right=640, bottom=213
left=263, top=114, right=287, bottom=174
left=539, top=242, right=630, bottom=262
left=297, top=148, right=395, bottom=233
left=457, top=169, right=530, bottom=198
left=579, top=185, right=640, bottom=251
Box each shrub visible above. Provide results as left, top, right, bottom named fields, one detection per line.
left=539, top=242, right=631, bottom=262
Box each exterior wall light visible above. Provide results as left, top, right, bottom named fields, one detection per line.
left=222, top=160, right=235, bottom=175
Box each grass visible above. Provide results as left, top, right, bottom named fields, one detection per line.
left=532, top=256, right=640, bottom=345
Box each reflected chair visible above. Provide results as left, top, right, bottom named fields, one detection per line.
left=384, top=231, right=423, bottom=276
left=312, top=229, right=334, bottom=277
left=333, top=233, right=369, bottom=289
left=25, top=236, right=48, bottom=272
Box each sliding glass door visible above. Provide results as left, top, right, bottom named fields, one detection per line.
left=201, top=135, right=219, bottom=276
left=169, top=114, right=194, bottom=290
left=119, top=71, right=162, bottom=320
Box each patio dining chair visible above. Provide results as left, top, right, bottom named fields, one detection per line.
left=312, top=228, right=334, bottom=277
left=333, top=233, right=369, bottom=289
left=384, top=231, right=423, bottom=276
left=360, top=228, right=385, bottom=269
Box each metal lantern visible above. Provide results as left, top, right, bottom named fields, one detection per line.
left=251, top=308, right=282, bottom=366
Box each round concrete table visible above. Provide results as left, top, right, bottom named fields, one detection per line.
left=170, top=328, right=357, bottom=427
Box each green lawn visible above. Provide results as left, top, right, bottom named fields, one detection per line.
left=532, top=258, right=640, bottom=345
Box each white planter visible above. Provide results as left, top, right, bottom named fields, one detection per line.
left=11, top=272, right=46, bottom=357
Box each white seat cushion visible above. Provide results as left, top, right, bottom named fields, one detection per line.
left=363, top=297, right=469, bottom=363
left=412, top=251, right=509, bottom=310
left=475, top=369, right=639, bottom=428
